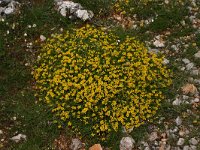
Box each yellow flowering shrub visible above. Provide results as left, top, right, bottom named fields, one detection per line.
left=33, top=25, right=172, bottom=139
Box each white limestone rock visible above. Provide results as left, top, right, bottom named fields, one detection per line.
left=120, top=136, right=135, bottom=150
left=177, top=138, right=185, bottom=146
left=10, top=134, right=27, bottom=143
left=56, top=1, right=93, bottom=21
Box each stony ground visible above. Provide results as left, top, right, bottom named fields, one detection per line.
left=0, top=0, right=199, bottom=150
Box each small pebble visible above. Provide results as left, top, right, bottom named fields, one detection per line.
left=194, top=51, right=200, bottom=58
left=120, top=136, right=135, bottom=150
left=186, top=63, right=194, bottom=70
left=175, top=116, right=182, bottom=126
left=13, top=117, right=16, bottom=120
left=172, top=98, right=181, bottom=105
left=182, top=95, right=189, bottom=100
left=182, top=58, right=190, bottom=64
left=189, top=138, right=198, bottom=145
left=191, top=70, right=199, bottom=76
left=163, top=58, right=170, bottom=65
left=183, top=145, right=190, bottom=150
left=40, top=35, right=46, bottom=42
left=193, top=98, right=199, bottom=103
left=190, top=145, right=197, bottom=150
left=149, top=132, right=158, bottom=141
left=177, top=138, right=185, bottom=146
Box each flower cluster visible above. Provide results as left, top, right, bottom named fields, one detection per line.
left=33, top=25, right=172, bottom=139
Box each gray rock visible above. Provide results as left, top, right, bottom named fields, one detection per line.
left=4, top=6, right=13, bottom=14
left=183, top=145, right=190, bottom=150
left=186, top=63, right=194, bottom=70
left=163, top=58, right=170, bottom=65
left=177, top=138, right=185, bottom=146
left=70, top=138, right=83, bottom=150
left=181, top=67, right=186, bottom=71
left=10, top=134, right=27, bottom=143
left=0, top=0, right=19, bottom=15
left=40, top=35, right=46, bottom=42
left=182, top=95, right=189, bottom=100
left=194, top=51, right=200, bottom=58
left=165, top=145, right=171, bottom=150
left=182, top=58, right=190, bottom=64
left=189, top=16, right=196, bottom=22
left=175, top=116, right=182, bottom=126
left=179, top=130, right=185, bottom=137
left=193, top=98, right=199, bottom=103
left=191, top=69, right=199, bottom=76
left=120, top=136, right=135, bottom=150
left=194, top=79, right=200, bottom=84
left=149, top=132, right=158, bottom=141
left=171, top=45, right=179, bottom=51
left=172, top=98, right=181, bottom=105
left=141, top=141, right=149, bottom=147
left=75, top=9, right=94, bottom=21
left=189, top=138, right=198, bottom=145
left=144, top=147, right=151, bottom=150
left=181, top=20, right=186, bottom=26
left=190, top=145, right=197, bottom=150
left=56, top=1, right=93, bottom=21
left=148, top=48, right=159, bottom=54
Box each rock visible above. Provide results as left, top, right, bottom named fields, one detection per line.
left=149, top=132, right=159, bottom=141
left=0, top=130, right=3, bottom=134
left=0, top=1, right=20, bottom=15
left=186, top=63, right=194, bottom=70
left=193, top=98, right=199, bottom=103
left=172, top=127, right=179, bottom=133
left=148, top=48, right=159, bottom=54
left=165, top=145, right=171, bottom=150
left=189, top=16, right=196, bottom=22
left=181, top=84, right=197, bottom=95
left=75, top=9, right=94, bottom=21
left=153, top=38, right=165, bottom=48
left=194, top=51, right=200, bottom=58
left=181, top=67, right=186, bottom=71
left=144, top=147, right=151, bottom=150
left=70, top=138, right=83, bottom=150
left=163, top=58, right=170, bottom=65
left=4, top=6, right=13, bottom=14
left=40, top=35, right=46, bottom=42
left=189, top=138, right=198, bottom=145
left=179, top=130, right=185, bottom=137
left=182, top=95, right=189, bottom=100
left=181, top=20, right=186, bottom=26
left=183, top=145, right=190, bottom=150
left=177, top=138, right=185, bottom=146
left=171, top=45, right=179, bottom=51
left=10, top=134, right=27, bottom=143
left=120, top=136, right=135, bottom=150
left=182, top=58, right=190, bottom=64
left=191, top=69, right=199, bottom=76
left=172, top=98, right=181, bottom=105
left=141, top=141, right=149, bottom=147
left=175, top=116, right=182, bottom=126
left=56, top=1, right=93, bottom=21
left=89, top=144, right=102, bottom=150
left=190, top=145, right=197, bottom=150
left=194, top=79, right=200, bottom=85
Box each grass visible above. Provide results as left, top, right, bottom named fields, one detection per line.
left=0, top=0, right=200, bottom=149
